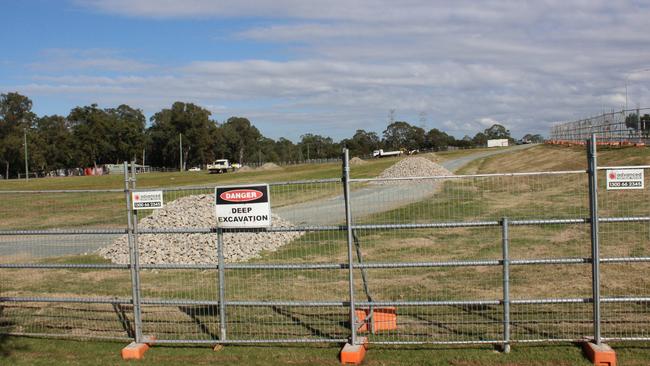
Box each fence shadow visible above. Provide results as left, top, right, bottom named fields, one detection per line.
left=112, top=303, right=134, bottom=339
left=178, top=305, right=220, bottom=340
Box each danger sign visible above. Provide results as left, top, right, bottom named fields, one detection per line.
left=215, top=184, right=271, bottom=228
left=132, top=190, right=164, bottom=210
left=606, top=169, right=644, bottom=190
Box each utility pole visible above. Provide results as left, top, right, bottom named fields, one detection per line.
left=179, top=133, right=183, bottom=172
left=23, top=127, right=28, bottom=182
left=142, top=149, right=145, bottom=167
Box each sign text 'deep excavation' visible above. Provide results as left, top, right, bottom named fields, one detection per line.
left=215, top=184, right=271, bottom=228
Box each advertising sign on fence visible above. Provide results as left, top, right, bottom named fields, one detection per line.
left=606, top=169, right=644, bottom=190
left=132, top=190, right=164, bottom=209
left=215, top=184, right=271, bottom=228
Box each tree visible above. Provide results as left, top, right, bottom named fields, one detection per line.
left=221, top=117, right=262, bottom=164
left=148, top=102, right=217, bottom=168
left=299, top=133, right=339, bottom=160
left=625, top=113, right=640, bottom=132
left=382, top=121, right=424, bottom=150
left=273, top=137, right=299, bottom=162
left=522, top=134, right=544, bottom=143
left=641, top=114, right=650, bottom=138
left=31, top=115, right=75, bottom=173
left=483, top=124, right=511, bottom=140
left=106, top=105, right=146, bottom=163
left=0, top=92, right=36, bottom=178
left=425, top=128, right=453, bottom=151
left=342, top=129, right=380, bottom=156
left=472, top=132, right=487, bottom=146
left=68, top=104, right=147, bottom=166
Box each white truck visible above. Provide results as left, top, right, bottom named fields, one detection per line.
left=207, top=159, right=241, bottom=174
left=372, top=149, right=403, bottom=158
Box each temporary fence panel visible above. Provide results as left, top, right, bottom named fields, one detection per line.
left=0, top=166, right=134, bottom=341
left=1, top=140, right=649, bottom=352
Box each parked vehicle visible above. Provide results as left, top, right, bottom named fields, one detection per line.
left=207, top=159, right=241, bottom=174
left=372, top=149, right=403, bottom=158
left=188, top=167, right=201, bottom=172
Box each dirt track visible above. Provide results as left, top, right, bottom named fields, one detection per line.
left=276, top=144, right=534, bottom=225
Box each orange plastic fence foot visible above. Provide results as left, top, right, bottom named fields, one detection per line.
left=582, top=341, right=617, bottom=366
left=356, top=307, right=397, bottom=333
left=340, top=337, right=368, bottom=365
left=121, top=336, right=156, bottom=360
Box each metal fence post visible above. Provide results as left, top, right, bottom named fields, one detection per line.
left=587, top=134, right=602, bottom=345
left=124, top=162, right=143, bottom=342
left=342, top=148, right=358, bottom=345
left=217, top=227, right=227, bottom=341
left=501, top=217, right=511, bottom=353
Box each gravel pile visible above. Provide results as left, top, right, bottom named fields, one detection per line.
left=258, top=162, right=281, bottom=171
left=98, top=194, right=303, bottom=264
left=349, top=157, right=367, bottom=166
left=376, top=157, right=453, bottom=183
left=237, top=166, right=254, bottom=172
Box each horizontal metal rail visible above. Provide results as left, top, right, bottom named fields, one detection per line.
left=349, top=170, right=587, bottom=183
left=1, top=332, right=131, bottom=341
left=0, top=229, right=127, bottom=235
left=153, top=338, right=348, bottom=344
left=0, top=296, right=131, bottom=304
left=1, top=216, right=648, bottom=236
left=597, top=165, right=650, bottom=170
left=3, top=296, right=648, bottom=308
left=369, top=340, right=503, bottom=345
left=0, top=189, right=124, bottom=194
left=0, top=263, right=129, bottom=269
left=5, top=255, right=650, bottom=270
left=133, top=178, right=344, bottom=192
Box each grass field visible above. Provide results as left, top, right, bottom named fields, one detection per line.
left=2, top=144, right=650, bottom=364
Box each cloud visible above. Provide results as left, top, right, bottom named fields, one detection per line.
left=7, top=1, right=650, bottom=140
left=29, top=48, right=154, bottom=73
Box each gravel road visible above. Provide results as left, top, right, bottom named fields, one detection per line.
left=276, top=144, right=534, bottom=225
left=0, top=144, right=534, bottom=258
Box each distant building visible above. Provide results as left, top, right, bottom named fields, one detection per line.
left=487, top=139, right=509, bottom=148
left=105, top=164, right=151, bottom=175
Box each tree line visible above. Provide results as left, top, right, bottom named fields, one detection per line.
left=0, top=92, right=530, bottom=178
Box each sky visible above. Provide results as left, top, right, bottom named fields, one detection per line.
left=1, top=0, right=650, bottom=141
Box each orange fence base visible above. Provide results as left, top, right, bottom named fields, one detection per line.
left=582, top=341, right=617, bottom=366
left=356, top=307, right=397, bottom=333
left=340, top=337, right=368, bottom=365
left=121, top=336, right=156, bottom=360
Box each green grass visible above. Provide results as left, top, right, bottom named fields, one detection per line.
left=7, top=336, right=650, bottom=365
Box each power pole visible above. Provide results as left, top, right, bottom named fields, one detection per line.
left=179, top=133, right=183, bottom=172
left=142, top=149, right=145, bottom=167
left=23, top=128, right=28, bottom=181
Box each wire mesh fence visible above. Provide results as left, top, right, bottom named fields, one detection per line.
left=1, top=140, right=649, bottom=350
left=550, top=107, right=650, bottom=145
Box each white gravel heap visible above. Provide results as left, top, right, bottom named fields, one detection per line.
left=98, top=194, right=303, bottom=264
left=376, top=157, right=453, bottom=183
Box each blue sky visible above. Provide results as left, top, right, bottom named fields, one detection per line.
left=2, top=0, right=650, bottom=141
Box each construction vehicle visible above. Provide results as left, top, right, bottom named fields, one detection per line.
left=207, top=159, right=241, bottom=174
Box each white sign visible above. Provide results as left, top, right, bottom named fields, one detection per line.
left=606, top=169, right=644, bottom=190
left=215, top=184, right=271, bottom=228
left=132, top=190, right=164, bottom=209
